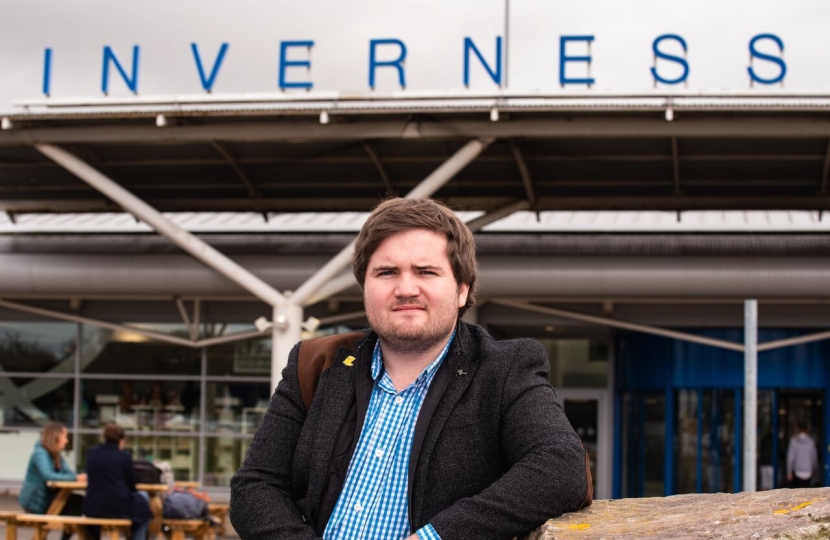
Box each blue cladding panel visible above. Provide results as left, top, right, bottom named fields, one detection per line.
left=618, top=329, right=830, bottom=391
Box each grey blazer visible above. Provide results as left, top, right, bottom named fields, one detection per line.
left=230, top=321, right=588, bottom=540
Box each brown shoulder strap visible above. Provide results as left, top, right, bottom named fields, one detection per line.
left=297, top=331, right=366, bottom=411
left=579, top=445, right=594, bottom=508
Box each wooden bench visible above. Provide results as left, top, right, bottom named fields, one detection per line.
left=15, top=514, right=132, bottom=540
left=207, top=504, right=228, bottom=538
left=161, top=519, right=214, bottom=540
left=0, top=511, right=18, bottom=540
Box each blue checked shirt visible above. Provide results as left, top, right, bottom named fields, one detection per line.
left=323, top=331, right=456, bottom=540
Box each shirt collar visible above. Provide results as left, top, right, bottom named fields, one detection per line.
left=371, top=326, right=457, bottom=383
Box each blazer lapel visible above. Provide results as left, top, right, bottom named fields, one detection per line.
left=408, top=322, right=480, bottom=521
left=305, top=347, right=359, bottom=515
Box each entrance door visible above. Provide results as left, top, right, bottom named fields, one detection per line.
left=559, top=389, right=611, bottom=500
left=776, top=390, right=823, bottom=488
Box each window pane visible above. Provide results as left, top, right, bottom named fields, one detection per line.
left=675, top=389, right=699, bottom=494
left=205, top=437, right=251, bottom=488
left=206, top=382, right=270, bottom=433
left=80, top=379, right=200, bottom=430
left=540, top=338, right=608, bottom=388
left=1, top=377, right=74, bottom=427
left=82, top=326, right=200, bottom=375
left=77, top=433, right=199, bottom=482
left=0, top=429, right=79, bottom=481
left=0, top=322, right=76, bottom=374
left=622, top=393, right=665, bottom=497
left=207, top=335, right=270, bottom=377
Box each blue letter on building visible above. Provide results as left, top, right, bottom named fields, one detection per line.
left=651, top=34, right=688, bottom=85
left=279, top=41, right=314, bottom=89
left=559, top=35, right=595, bottom=86
left=42, top=48, right=52, bottom=96
left=464, top=37, right=502, bottom=87
left=191, top=43, right=229, bottom=92
left=369, top=39, right=407, bottom=89
left=102, top=46, right=140, bottom=94
left=748, top=34, right=786, bottom=85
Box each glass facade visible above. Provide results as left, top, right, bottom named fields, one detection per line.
left=0, top=321, right=270, bottom=485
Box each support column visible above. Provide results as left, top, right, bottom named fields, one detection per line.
left=271, top=302, right=303, bottom=393
left=743, top=299, right=758, bottom=492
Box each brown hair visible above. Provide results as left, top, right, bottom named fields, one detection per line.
left=352, top=198, right=478, bottom=316
left=40, top=422, right=66, bottom=471
left=102, top=423, right=125, bottom=444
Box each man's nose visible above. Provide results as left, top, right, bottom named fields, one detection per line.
left=394, top=273, right=419, bottom=297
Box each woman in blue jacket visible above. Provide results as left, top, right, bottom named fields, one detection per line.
left=19, top=422, right=86, bottom=540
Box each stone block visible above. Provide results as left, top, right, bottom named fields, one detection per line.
left=527, top=488, right=830, bottom=540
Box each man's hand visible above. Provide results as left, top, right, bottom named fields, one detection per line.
left=404, top=535, right=418, bottom=540
left=76, top=473, right=88, bottom=482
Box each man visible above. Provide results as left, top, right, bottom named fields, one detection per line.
left=83, top=423, right=152, bottom=540
left=787, top=421, right=818, bottom=488
left=230, top=198, right=590, bottom=540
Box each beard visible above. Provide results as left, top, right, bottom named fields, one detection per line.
left=366, top=297, right=459, bottom=356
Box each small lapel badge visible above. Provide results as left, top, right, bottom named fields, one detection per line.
left=456, top=369, right=468, bottom=376
left=343, top=356, right=356, bottom=367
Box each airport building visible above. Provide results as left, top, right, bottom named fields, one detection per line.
left=2, top=0, right=830, bottom=500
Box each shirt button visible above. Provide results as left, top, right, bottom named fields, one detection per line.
left=375, top=449, right=384, bottom=458
left=354, top=503, right=362, bottom=512
left=394, top=396, right=403, bottom=405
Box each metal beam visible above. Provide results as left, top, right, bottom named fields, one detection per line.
left=291, top=138, right=493, bottom=307
left=8, top=195, right=830, bottom=214
left=757, top=328, right=830, bottom=352
left=0, top=297, right=267, bottom=348
left=34, top=143, right=287, bottom=307
left=7, top=117, right=830, bottom=146
left=175, top=296, right=198, bottom=341
left=464, top=200, right=530, bottom=232
left=363, top=142, right=394, bottom=193
left=508, top=141, right=538, bottom=211
left=211, top=141, right=261, bottom=198
left=490, top=299, right=745, bottom=352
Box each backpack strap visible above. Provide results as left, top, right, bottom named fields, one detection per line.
left=579, top=443, right=594, bottom=508
left=297, top=331, right=366, bottom=411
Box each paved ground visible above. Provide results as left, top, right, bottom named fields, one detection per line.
left=0, top=490, right=238, bottom=540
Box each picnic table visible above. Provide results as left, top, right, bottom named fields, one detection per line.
left=46, top=481, right=170, bottom=534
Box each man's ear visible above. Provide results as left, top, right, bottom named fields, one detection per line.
left=457, top=283, right=470, bottom=308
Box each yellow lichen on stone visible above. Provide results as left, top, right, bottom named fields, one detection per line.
left=773, top=500, right=816, bottom=515
left=567, top=523, right=591, bottom=530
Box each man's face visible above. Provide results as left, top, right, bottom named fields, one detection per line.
left=364, top=229, right=469, bottom=355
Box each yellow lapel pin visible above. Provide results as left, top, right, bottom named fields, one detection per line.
left=343, top=355, right=356, bottom=367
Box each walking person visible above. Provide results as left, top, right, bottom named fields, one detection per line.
left=19, top=422, right=87, bottom=540
left=83, top=423, right=152, bottom=540
left=787, top=421, right=819, bottom=488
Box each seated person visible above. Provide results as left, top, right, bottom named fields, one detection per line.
left=83, top=424, right=152, bottom=540
left=19, top=422, right=87, bottom=540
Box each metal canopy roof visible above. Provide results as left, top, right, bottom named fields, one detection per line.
left=3, top=108, right=830, bottom=215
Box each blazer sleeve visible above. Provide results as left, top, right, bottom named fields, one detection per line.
left=229, top=341, right=322, bottom=540
left=429, top=340, right=588, bottom=540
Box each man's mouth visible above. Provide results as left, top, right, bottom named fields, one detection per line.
left=392, top=304, right=426, bottom=311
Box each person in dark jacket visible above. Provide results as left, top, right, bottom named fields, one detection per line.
left=19, top=422, right=86, bottom=540
left=230, top=198, right=590, bottom=540
left=83, top=423, right=152, bottom=540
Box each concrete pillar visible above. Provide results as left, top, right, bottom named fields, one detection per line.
left=743, top=299, right=758, bottom=492
left=271, top=302, right=303, bottom=393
